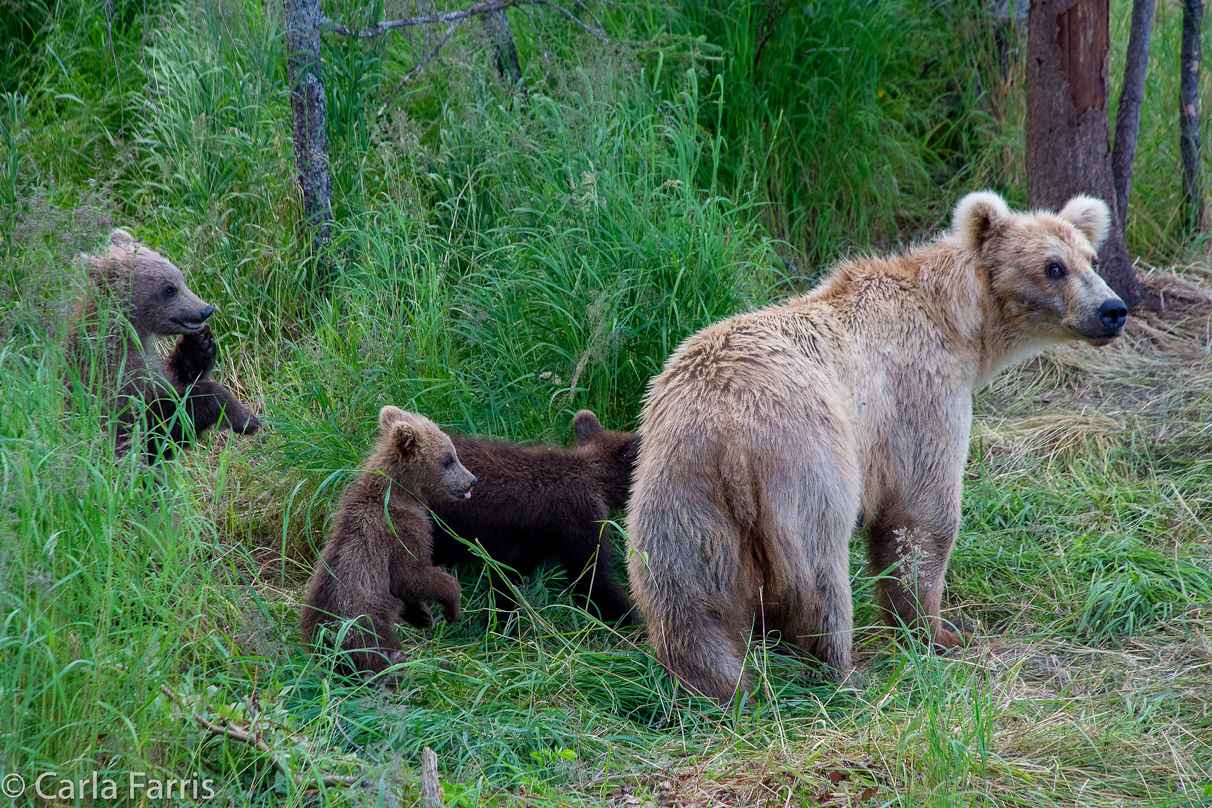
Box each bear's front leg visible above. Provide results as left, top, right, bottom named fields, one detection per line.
left=182, top=381, right=261, bottom=437
left=166, top=324, right=217, bottom=387
left=866, top=497, right=971, bottom=650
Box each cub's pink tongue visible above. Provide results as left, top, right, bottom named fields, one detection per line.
left=464, top=491, right=472, bottom=499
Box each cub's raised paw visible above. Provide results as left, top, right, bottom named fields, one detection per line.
left=171, top=324, right=217, bottom=383
left=231, top=410, right=261, bottom=435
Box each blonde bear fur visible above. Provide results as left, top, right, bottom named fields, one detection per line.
left=626, top=191, right=1127, bottom=702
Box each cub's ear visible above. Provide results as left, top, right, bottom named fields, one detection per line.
left=573, top=410, right=605, bottom=446
left=1058, top=195, right=1111, bottom=249
left=83, top=253, right=111, bottom=283
left=379, top=405, right=407, bottom=431
left=110, top=228, right=137, bottom=247
left=390, top=423, right=418, bottom=457
left=952, top=191, right=1010, bottom=253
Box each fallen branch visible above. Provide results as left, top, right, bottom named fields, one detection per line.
left=161, top=685, right=367, bottom=791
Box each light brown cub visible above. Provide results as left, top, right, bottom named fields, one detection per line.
left=301, top=406, right=477, bottom=677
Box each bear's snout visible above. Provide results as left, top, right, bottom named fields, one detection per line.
left=200, top=304, right=215, bottom=321
left=1097, top=298, right=1127, bottom=332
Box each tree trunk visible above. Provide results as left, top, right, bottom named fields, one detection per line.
left=1026, top=0, right=1144, bottom=309
left=283, top=0, right=334, bottom=266
left=1181, top=0, right=1203, bottom=233
left=1111, top=0, right=1155, bottom=228
left=481, top=7, right=522, bottom=85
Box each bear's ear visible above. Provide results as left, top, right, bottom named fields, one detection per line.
left=952, top=191, right=1010, bottom=252
left=109, top=228, right=137, bottom=249
left=390, top=423, right=418, bottom=457
left=573, top=410, right=605, bottom=446
left=379, top=405, right=407, bottom=431
left=1058, top=195, right=1111, bottom=249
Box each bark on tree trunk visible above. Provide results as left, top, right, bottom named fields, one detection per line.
left=1111, top=0, right=1154, bottom=228
left=283, top=0, right=334, bottom=266
left=1181, top=0, right=1203, bottom=233
left=481, top=7, right=522, bottom=85
left=1026, top=0, right=1144, bottom=309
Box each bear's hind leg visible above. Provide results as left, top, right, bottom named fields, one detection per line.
left=628, top=505, right=754, bottom=703
left=759, top=497, right=856, bottom=680
left=560, top=524, right=635, bottom=625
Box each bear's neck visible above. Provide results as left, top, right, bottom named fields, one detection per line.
left=914, top=243, right=1057, bottom=388
left=970, top=276, right=1060, bottom=387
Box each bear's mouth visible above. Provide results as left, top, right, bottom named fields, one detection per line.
left=1085, top=333, right=1120, bottom=347
left=170, top=317, right=207, bottom=333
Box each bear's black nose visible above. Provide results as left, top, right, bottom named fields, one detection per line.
left=1098, top=298, right=1128, bottom=330
left=200, top=304, right=216, bottom=320
left=469, top=476, right=478, bottom=487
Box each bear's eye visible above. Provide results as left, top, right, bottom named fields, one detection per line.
left=1044, top=262, right=1067, bottom=280
left=1090, top=257, right=1100, bottom=272
left=442, top=455, right=455, bottom=468
left=164, top=285, right=177, bottom=298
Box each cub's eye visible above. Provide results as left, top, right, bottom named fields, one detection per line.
left=164, top=285, right=177, bottom=298
left=442, top=456, right=455, bottom=468
left=1090, top=257, right=1100, bottom=271
left=1044, top=262, right=1067, bottom=280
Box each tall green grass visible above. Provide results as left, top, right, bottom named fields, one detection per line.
left=0, top=1, right=1210, bottom=805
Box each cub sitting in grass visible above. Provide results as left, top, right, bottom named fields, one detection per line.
left=64, top=228, right=260, bottom=463
left=301, top=406, right=477, bottom=677
left=430, top=410, right=639, bottom=625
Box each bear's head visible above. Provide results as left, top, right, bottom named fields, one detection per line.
left=952, top=191, right=1128, bottom=347
left=572, top=410, right=641, bottom=511
left=376, top=405, right=477, bottom=503
left=87, top=229, right=215, bottom=338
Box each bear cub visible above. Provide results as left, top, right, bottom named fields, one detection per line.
left=65, top=228, right=260, bottom=463
left=430, top=410, right=639, bottom=625
left=301, top=406, right=477, bottom=677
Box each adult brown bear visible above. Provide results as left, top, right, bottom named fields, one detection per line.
left=625, top=192, right=1127, bottom=703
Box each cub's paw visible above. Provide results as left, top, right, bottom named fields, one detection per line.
left=401, top=601, right=435, bottom=629
left=171, top=325, right=217, bottom=383
left=438, top=598, right=461, bottom=626
left=228, top=409, right=261, bottom=435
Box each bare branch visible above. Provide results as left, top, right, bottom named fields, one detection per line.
left=528, top=0, right=607, bottom=41
left=322, top=0, right=606, bottom=42
left=322, top=0, right=519, bottom=37
left=376, top=18, right=465, bottom=117
left=161, top=685, right=367, bottom=791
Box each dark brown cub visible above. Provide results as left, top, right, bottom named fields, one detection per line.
left=429, top=410, right=639, bottom=626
